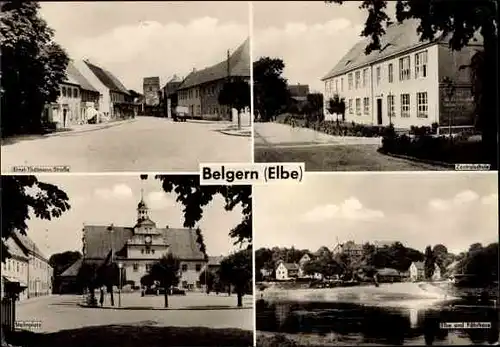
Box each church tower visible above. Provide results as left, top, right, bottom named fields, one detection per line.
left=134, top=189, right=157, bottom=235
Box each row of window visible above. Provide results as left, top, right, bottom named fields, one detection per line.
left=179, top=85, right=220, bottom=101
left=347, top=92, right=428, bottom=118
left=326, top=50, right=428, bottom=94
left=61, top=85, right=79, bottom=98
left=132, top=263, right=203, bottom=272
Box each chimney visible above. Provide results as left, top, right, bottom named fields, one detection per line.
left=166, top=225, right=169, bottom=229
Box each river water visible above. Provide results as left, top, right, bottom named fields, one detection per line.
left=256, top=297, right=499, bottom=345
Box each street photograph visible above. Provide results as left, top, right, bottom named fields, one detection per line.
left=1, top=1, right=251, bottom=173
left=253, top=1, right=498, bottom=171
left=254, top=172, right=498, bottom=346
left=1, top=174, right=253, bottom=347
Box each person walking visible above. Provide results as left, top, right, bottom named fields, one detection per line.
left=99, top=285, right=105, bottom=307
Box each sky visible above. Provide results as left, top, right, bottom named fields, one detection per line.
left=254, top=173, right=498, bottom=255
left=39, top=1, right=249, bottom=92
left=24, top=175, right=246, bottom=259
left=253, top=1, right=395, bottom=92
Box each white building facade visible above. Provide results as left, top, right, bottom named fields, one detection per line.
left=322, top=19, right=481, bottom=130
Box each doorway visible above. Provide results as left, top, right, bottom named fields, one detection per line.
left=376, top=98, right=383, bottom=125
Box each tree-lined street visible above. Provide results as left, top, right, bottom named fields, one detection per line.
left=1, top=117, right=251, bottom=172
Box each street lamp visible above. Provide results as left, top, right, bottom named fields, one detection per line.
left=118, top=262, right=123, bottom=308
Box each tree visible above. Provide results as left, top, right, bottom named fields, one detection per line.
left=327, top=0, right=498, bottom=169
left=327, top=94, right=346, bottom=122
left=140, top=273, right=155, bottom=288
left=1, top=175, right=71, bottom=263
left=424, top=245, right=435, bottom=280
left=149, top=254, right=181, bottom=308
left=195, top=227, right=208, bottom=261
left=303, top=93, right=325, bottom=124
left=199, top=269, right=216, bottom=294
left=253, top=57, right=290, bottom=122
left=1, top=1, right=70, bottom=136
left=218, top=249, right=252, bottom=307
left=140, top=175, right=252, bottom=246
left=218, top=78, right=250, bottom=129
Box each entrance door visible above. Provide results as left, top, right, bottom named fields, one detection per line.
left=376, top=98, right=383, bottom=125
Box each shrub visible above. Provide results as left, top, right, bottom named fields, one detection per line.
left=257, top=334, right=299, bottom=347
left=85, top=293, right=98, bottom=307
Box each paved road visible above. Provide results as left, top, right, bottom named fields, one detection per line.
left=15, top=294, right=254, bottom=333
left=254, top=122, right=446, bottom=171
left=1, top=117, right=251, bottom=173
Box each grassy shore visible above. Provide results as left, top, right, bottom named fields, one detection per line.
left=7, top=326, right=253, bottom=347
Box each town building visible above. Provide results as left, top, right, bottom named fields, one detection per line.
left=332, top=241, right=364, bottom=256
left=177, top=38, right=250, bottom=120
left=322, top=19, right=481, bottom=131
left=143, top=77, right=161, bottom=106
left=409, top=261, right=441, bottom=281
left=1, top=231, right=53, bottom=299
left=376, top=268, right=402, bottom=283
left=57, top=258, right=83, bottom=294
left=80, top=192, right=208, bottom=291
left=297, top=253, right=312, bottom=278
left=160, top=75, right=183, bottom=118
left=45, top=61, right=100, bottom=128
left=275, top=261, right=299, bottom=280
left=288, top=83, right=310, bottom=110
left=73, top=59, right=137, bottom=121
left=1, top=237, right=29, bottom=300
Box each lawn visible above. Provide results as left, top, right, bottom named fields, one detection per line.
left=254, top=144, right=443, bottom=171
left=6, top=325, right=253, bottom=347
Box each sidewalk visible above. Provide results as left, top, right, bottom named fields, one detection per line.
left=17, top=294, right=56, bottom=306
left=49, top=118, right=136, bottom=137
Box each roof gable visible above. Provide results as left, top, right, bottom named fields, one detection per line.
left=60, top=258, right=83, bottom=277
left=66, top=61, right=99, bottom=93
left=84, top=61, right=130, bottom=95
left=82, top=225, right=205, bottom=261
left=12, top=230, right=48, bottom=261
left=322, top=19, right=443, bottom=80
left=178, top=38, right=250, bottom=90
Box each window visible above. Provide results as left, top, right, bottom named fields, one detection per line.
left=145, top=248, right=151, bottom=254
left=16, top=262, right=19, bottom=273
left=62, top=86, right=67, bottom=97
left=146, top=264, right=152, bottom=271
left=376, top=66, right=381, bottom=85
left=348, top=73, right=353, bottom=90
left=399, top=56, right=411, bottom=81
left=355, top=71, right=361, bottom=89
left=181, top=264, right=188, bottom=272
left=355, top=98, right=361, bottom=115
left=141, top=249, right=144, bottom=254
left=151, top=249, right=155, bottom=254
left=388, top=63, right=394, bottom=83
left=340, top=77, right=344, bottom=92
left=362, top=68, right=368, bottom=87
left=415, top=51, right=428, bottom=78
left=387, top=94, right=395, bottom=118
left=195, top=264, right=202, bottom=272
left=74, top=88, right=78, bottom=98
left=182, top=281, right=188, bottom=288
left=196, top=281, right=201, bottom=288
left=348, top=99, right=353, bottom=114
left=417, top=92, right=428, bottom=118
left=400, top=94, right=410, bottom=117
left=133, top=263, right=139, bottom=272
left=363, top=97, right=369, bottom=115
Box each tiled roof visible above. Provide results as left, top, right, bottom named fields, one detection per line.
left=322, top=19, right=446, bottom=80
left=84, top=61, right=130, bottom=95
left=12, top=230, right=48, bottom=262
left=5, top=237, right=28, bottom=260
left=83, top=225, right=206, bottom=261
left=413, top=261, right=425, bottom=270
left=168, top=75, right=183, bottom=83
left=178, top=38, right=250, bottom=90
left=66, top=61, right=99, bottom=93
left=288, top=84, right=309, bottom=97
left=60, top=258, right=83, bottom=277
left=278, top=261, right=299, bottom=271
